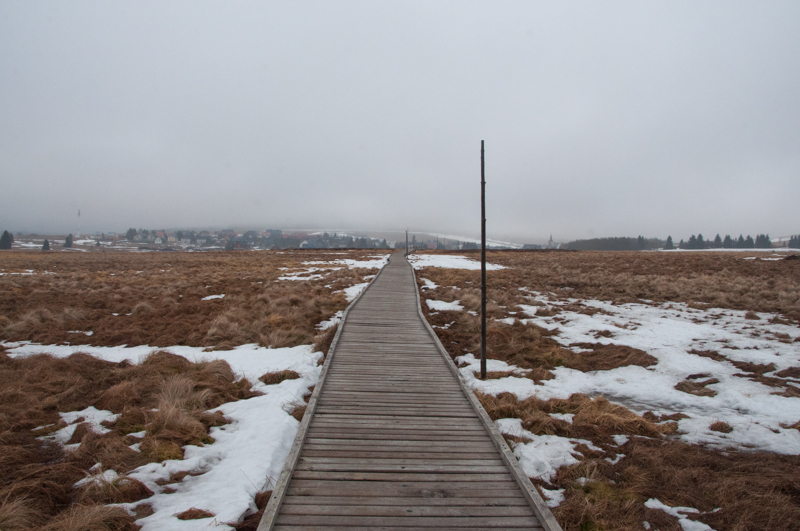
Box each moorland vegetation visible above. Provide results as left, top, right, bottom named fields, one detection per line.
left=0, top=249, right=386, bottom=530
left=416, top=249, right=800, bottom=531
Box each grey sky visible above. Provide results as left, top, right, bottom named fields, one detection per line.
left=1, top=1, right=798, bottom=243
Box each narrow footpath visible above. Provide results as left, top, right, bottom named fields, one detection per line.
left=259, top=253, right=561, bottom=530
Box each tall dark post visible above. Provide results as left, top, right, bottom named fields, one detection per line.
left=480, top=140, right=487, bottom=380
left=405, top=230, right=408, bottom=256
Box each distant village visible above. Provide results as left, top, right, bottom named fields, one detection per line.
left=2, top=228, right=533, bottom=251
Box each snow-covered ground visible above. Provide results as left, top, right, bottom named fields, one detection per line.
left=458, top=293, right=800, bottom=455
left=0, top=251, right=391, bottom=529
left=278, top=255, right=389, bottom=282
left=413, top=256, right=800, bottom=522
left=408, top=254, right=506, bottom=270
left=5, top=342, right=321, bottom=530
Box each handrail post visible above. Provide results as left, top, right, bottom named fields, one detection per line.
left=480, top=140, right=487, bottom=380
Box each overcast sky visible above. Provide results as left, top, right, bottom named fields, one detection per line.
left=1, top=1, right=798, bottom=243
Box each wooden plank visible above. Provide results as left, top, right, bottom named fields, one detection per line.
left=290, top=472, right=513, bottom=482
left=274, top=527, right=543, bottom=531
left=298, top=457, right=504, bottom=466
left=280, top=505, right=534, bottom=517
left=274, top=515, right=541, bottom=527
left=281, top=496, right=529, bottom=506
left=301, top=450, right=501, bottom=459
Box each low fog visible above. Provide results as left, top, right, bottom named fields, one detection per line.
left=1, top=1, right=798, bottom=243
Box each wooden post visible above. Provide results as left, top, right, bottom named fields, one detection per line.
left=406, top=230, right=408, bottom=256
left=480, top=140, right=487, bottom=380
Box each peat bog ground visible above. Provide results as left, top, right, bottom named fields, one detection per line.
left=0, top=249, right=388, bottom=530
left=413, top=249, right=800, bottom=531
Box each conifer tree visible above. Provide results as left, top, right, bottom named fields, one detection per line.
left=679, top=239, right=685, bottom=249
left=744, top=235, right=755, bottom=248
left=665, top=236, right=674, bottom=250
left=64, top=234, right=73, bottom=248
left=736, top=235, right=745, bottom=248
left=697, top=234, right=705, bottom=249
left=688, top=235, right=697, bottom=249
left=0, top=230, right=12, bottom=249
left=713, top=234, right=722, bottom=248
left=723, top=235, right=734, bottom=248
left=42, top=239, right=50, bottom=250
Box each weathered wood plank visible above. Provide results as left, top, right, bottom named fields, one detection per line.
left=280, top=505, right=534, bottom=517
left=281, top=496, right=529, bottom=506
left=275, top=515, right=541, bottom=527
left=274, top=527, right=543, bottom=531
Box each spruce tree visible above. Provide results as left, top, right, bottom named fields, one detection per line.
left=679, top=239, right=685, bottom=249
left=736, top=235, right=745, bottom=248
left=713, top=234, right=722, bottom=248
left=42, top=239, right=50, bottom=250
left=697, top=234, right=705, bottom=249
left=126, top=228, right=137, bottom=241
left=0, top=230, right=12, bottom=249
left=744, top=235, right=755, bottom=248
left=723, top=235, right=733, bottom=248
left=665, top=236, right=674, bottom=250
left=688, top=235, right=697, bottom=249
left=64, top=234, right=73, bottom=248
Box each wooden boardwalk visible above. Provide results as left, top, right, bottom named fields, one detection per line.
left=259, top=253, right=561, bottom=531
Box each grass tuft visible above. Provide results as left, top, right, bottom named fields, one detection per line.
left=259, top=370, right=301, bottom=386
left=176, top=508, right=215, bottom=520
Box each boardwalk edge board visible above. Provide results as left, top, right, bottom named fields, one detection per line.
left=256, top=255, right=393, bottom=531
left=408, top=256, right=564, bottom=531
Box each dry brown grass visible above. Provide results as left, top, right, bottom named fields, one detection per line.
left=418, top=249, right=800, bottom=322
left=549, top=437, right=800, bottom=531
left=175, top=507, right=215, bottom=520
left=478, top=392, right=677, bottom=441
left=709, top=421, right=733, bottom=433
left=0, top=496, right=40, bottom=530
left=0, top=249, right=383, bottom=529
left=414, top=250, right=800, bottom=530
left=259, top=369, right=301, bottom=386
left=0, top=249, right=388, bottom=348
left=0, top=349, right=261, bottom=527
left=478, top=391, right=800, bottom=530
left=40, top=504, right=137, bottom=531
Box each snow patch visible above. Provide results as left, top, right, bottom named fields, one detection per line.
left=408, top=254, right=506, bottom=270
left=426, top=299, right=464, bottom=312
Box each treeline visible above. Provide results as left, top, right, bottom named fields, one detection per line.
left=669, top=233, right=773, bottom=250
left=562, top=232, right=797, bottom=251
left=562, top=236, right=662, bottom=251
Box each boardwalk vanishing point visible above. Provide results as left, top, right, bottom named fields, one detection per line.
left=258, top=253, right=562, bottom=530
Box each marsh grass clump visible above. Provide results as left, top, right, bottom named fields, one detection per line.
left=40, top=504, right=137, bottom=531
left=259, top=370, right=301, bottom=386
left=0, top=349, right=261, bottom=527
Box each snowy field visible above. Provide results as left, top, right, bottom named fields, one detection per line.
left=0, top=251, right=389, bottom=530
left=6, top=342, right=320, bottom=530
left=412, top=252, right=800, bottom=529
